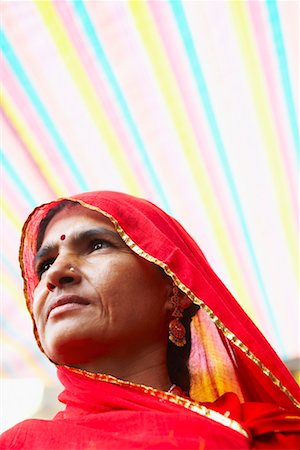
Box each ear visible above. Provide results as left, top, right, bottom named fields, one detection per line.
left=165, top=282, right=193, bottom=312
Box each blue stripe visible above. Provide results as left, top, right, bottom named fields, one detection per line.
left=169, top=0, right=285, bottom=355
left=1, top=149, right=37, bottom=207
left=71, top=0, right=171, bottom=212
left=1, top=31, right=89, bottom=191
left=266, top=0, right=299, bottom=158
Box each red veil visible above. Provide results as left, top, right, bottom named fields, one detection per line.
left=3, top=191, right=299, bottom=449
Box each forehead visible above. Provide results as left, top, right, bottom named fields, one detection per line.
left=42, top=205, right=114, bottom=243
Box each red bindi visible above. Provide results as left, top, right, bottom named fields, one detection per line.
left=60, top=234, right=66, bottom=240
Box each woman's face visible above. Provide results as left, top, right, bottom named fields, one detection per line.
left=33, top=205, right=173, bottom=368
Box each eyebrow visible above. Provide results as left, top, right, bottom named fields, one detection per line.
left=34, top=227, right=121, bottom=267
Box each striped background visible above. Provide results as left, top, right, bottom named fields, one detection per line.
left=1, top=1, right=299, bottom=387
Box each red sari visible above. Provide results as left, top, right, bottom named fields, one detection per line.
left=1, top=191, right=299, bottom=449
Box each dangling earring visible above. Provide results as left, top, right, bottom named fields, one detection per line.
left=169, top=285, right=186, bottom=347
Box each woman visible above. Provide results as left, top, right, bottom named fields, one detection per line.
left=1, top=191, right=299, bottom=449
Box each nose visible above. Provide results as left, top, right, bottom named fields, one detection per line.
left=46, top=260, right=81, bottom=292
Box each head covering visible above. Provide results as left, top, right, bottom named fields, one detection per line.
left=19, top=191, right=299, bottom=411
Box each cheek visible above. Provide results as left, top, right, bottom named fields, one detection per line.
left=89, top=258, right=151, bottom=304
left=32, top=284, right=46, bottom=325
left=102, top=260, right=167, bottom=311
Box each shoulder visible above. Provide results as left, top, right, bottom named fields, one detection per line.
left=1, top=419, right=54, bottom=449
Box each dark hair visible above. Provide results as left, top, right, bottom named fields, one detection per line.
left=167, top=303, right=199, bottom=392
left=36, top=199, right=198, bottom=392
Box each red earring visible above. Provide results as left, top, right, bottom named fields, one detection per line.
left=169, top=285, right=186, bottom=347
left=60, top=234, right=66, bottom=240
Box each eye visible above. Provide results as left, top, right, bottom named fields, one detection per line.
left=90, top=239, right=110, bottom=252
left=36, top=259, right=55, bottom=278
left=92, top=241, right=103, bottom=250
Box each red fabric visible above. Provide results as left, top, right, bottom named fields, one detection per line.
left=2, top=368, right=251, bottom=449
left=1, top=366, right=299, bottom=449
left=3, top=190, right=299, bottom=448
left=203, top=393, right=300, bottom=448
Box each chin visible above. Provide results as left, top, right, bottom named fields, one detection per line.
left=43, top=336, right=102, bottom=368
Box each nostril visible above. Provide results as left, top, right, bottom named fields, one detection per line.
left=59, top=276, right=75, bottom=285
left=47, top=282, right=55, bottom=292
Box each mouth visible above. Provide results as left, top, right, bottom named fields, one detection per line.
left=47, top=295, right=90, bottom=319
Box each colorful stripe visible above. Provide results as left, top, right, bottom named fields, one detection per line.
left=168, top=0, right=284, bottom=351
left=247, top=1, right=298, bottom=212
left=1, top=149, right=36, bottom=207
left=265, top=0, right=299, bottom=155
left=1, top=30, right=89, bottom=191
left=2, top=92, right=67, bottom=196
left=2, top=0, right=298, bottom=380
left=229, top=1, right=298, bottom=276
left=71, top=0, right=171, bottom=211
left=128, top=1, right=264, bottom=324
left=34, top=1, right=141, bottom=196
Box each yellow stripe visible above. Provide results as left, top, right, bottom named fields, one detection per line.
left=229, top=1, right=298, bottom=274
left=1, top=93, right=66, bottom=196
left=1, top=197, right=23, bottom=230
left=34, top=1, right=141, bottom=196
left=128, top=1, right=257, bottom=318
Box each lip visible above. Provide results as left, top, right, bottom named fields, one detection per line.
left=46, top=295, right=90, bottom=319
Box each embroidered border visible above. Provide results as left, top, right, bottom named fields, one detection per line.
left=65, top=365, right=249, bottom=439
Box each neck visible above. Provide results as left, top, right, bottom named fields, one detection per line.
left=70, top=344, right=172, bottom=392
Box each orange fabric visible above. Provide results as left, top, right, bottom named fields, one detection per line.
left=189, top=310, right=244, bottom=402
left=3, top=190, right=298, bottom=449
